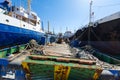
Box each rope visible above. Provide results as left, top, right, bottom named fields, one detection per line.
left=74, top=28, right=88, bottom=40
left=90, top=28, right=101, bottom=41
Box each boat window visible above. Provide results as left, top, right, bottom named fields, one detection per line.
left=29, top=19, right=36, bottom=26
left=38, top=22, right=40, bottom=24
left=22, top=17, right=28, bottom=22
left=8, top=12, right=12, bottom=16
left=16, top=15, right=18, bottom=18
left=17, top=8, right=19, bottom=11
left=23, top=24, right=25, bottom=27
left=11, top=6, right=15, bottom=11
left=16, top=15, right=22, bottom=20
left=33, top=27, right=36, bottom=30
left=6, top=19, right=9, bottom=22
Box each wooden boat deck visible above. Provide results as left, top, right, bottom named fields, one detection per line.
left=2, top=43, right=120, bottom=80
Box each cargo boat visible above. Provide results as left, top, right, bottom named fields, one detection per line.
left=0, top=0, right=45, bottom=48
left=72, top=11, right=120, bottom=55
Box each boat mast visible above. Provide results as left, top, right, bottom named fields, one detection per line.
left=53, top=28, right=55, bottom=34
left=89, top=0, right=93, bottom=24
left=88, top=0, right=93, bottom=45
left=48, top=21, right=50, bottom=33
left=27, top=0, right=31, bottom=14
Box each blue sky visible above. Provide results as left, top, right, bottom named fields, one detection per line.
left=1, top=0, right=120, bottom=33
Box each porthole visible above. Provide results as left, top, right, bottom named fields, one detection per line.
left=6, top=19, right=9, bottom=22
left=23, top=24, right=25, bottom=27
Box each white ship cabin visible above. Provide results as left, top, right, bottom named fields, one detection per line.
left=64, top=31, right=73, bottom=38
left=10, top=6, right=39, bottom=26
left=0, top=0, right=41, bottom=27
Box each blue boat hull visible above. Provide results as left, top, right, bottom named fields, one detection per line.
left=0, top=23, right=45, bottom=47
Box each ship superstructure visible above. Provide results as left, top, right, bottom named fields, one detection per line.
left=0, top=0, right=45, bottom=47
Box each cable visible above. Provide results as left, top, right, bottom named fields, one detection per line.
left=91, top=28, right=101, bottom=41
left=80, top=15, right=89, bottom=28
left=94, top=3, right=120, bottom=8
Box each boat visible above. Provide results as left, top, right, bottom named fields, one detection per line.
left=63, top=31, right=73, bottom=39
left=22, top=55, right=102, bottom=80
left=0, top=0, right=45, bottom=48
left=63, top=31, right=73, bottom=43
left=72, top=11, right=120, bottom=55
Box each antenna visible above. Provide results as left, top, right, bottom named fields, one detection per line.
left=66, top=27, right=68, bottom=31
left=27, top=0, right=31, bottom=14
left=89, top=0, right=93, bottom=25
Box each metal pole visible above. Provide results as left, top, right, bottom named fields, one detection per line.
left=48, top=21, right=49, bottom=33
left=88, top=0, right=92, bottom=45
left=53, top=28, right=54, bottom=34
left=89, top=0, right=92, bottom=24
left=41, top=21, right=44, bottom=31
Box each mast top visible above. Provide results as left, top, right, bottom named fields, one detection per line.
left=27, top=0, right=31, bottom=14
left=89, top=0, right=93, bottom=26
